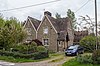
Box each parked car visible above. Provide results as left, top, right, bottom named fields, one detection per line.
left=65, top=45, right=84, bottom=56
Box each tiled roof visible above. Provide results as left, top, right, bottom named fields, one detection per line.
left=25, top=14, right=70, bottom=33
left=74, top=30, right=88, bottom=42
left=47, top=15, right=69, bottom=32
left=46, top=15, right=70, bottom=40
left=28, top=16, right=41, bottom=30
left=74, top=30, right=88, bottom=36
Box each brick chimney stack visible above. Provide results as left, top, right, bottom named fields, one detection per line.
left=44, top=11, right=52, bottom=16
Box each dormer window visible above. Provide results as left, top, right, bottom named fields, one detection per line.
left=43, top=26, right=48, bottom=34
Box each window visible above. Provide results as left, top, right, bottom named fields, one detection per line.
left=58, top=41, right=61, bottom=47
left=43, top=39, right=49, bottom=46
left=43, top=27, right=48, bottom=34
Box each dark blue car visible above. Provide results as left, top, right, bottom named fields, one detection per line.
left=65, top=45, right=84, bottom=56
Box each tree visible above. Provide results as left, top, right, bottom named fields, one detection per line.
left=67, top=9, right=77, bottom=30
left=55, top=12, right=61, bottom=19
left=79, top=15, right=95, bottom=35
left=0, top=16, right=27, bottom=50
left=80, top=35, right=96, bottom=52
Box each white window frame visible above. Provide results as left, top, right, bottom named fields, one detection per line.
left=42, top=38, right=49, bottom=46
left=43, top=26, right=48, bottom=34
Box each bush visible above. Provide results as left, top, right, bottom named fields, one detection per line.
left=31, top=42, right=37, bottom=46
left=0, top=50, right=49, bottom=60
left=32, top=51, right=49, bottom=60
left=36, top=46, right=47, bottom=52
left=76, top=55, right=93, bottom=64
left=80, top=36, right=96, bottom=52
left=12, top=44, right=28, bottom=53
left=12, top=44, right=37, bottom=54
left=92, top=49, right=100, bottom=64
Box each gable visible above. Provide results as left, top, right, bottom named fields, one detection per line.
left=23, top=18, right=37, bottom=40
left=37, top=15, right=57, bottom=33
left=28, top=16, right=41, bottom=30
left=23, top=18, right=37, bottom=32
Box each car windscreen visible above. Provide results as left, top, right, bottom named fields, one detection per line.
left=68, top=46, right=77, bottom=50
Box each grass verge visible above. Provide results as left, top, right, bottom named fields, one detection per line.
left=62, top=58, right=100, bottom=66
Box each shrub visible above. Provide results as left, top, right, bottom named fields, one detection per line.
left=76, top=55, right=93, bottom=64
left=36, top=46, right=47, bottom=52
left=48, top=50, right=56, bottom=54
left=31, top=42, right=37, bottom=46
left=12, top=44, right=28, bottom=53
left=32, top=51, right=49, bottom=60
left=27, top=42, right=37, bottom=53
left=80, top=36, right=96, bottom=52
left=92, top=49, right=100, bottom=64
left=0, top=50, right=49, bottom=60
left=12, top=44, right=37, bottom=54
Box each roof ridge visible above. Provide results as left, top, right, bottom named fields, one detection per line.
left=28, top=16, right=40, bottom=21
left=28, top=16, right=41, bottom=30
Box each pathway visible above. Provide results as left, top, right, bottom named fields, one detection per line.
left=0, top=55, right=74, bottom=66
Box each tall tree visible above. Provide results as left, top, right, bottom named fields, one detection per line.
left=67, top=9, right=77, bottom=30
left=0, top=16, right=27, bottom=50
left=55, top=12, right=61, bottom=19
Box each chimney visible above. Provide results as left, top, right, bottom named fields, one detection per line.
left=44, top=11, right=52, bottom=16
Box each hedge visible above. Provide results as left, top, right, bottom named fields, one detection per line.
left=92, top=49, right=100, bottom=64
left=0, top=50, right=49, bottom=60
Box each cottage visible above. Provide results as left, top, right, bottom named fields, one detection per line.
left=23, top=11, right=74, bottom=52
left=23, top=16, right=41, bottom=41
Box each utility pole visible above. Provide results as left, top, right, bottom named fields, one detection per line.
left=95, top=0, right=98, bottom=50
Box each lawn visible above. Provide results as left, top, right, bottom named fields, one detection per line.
left=62, top=58, right=100, bottom=66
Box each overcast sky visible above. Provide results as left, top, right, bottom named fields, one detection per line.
left=0, top=0, right=100, bottom=22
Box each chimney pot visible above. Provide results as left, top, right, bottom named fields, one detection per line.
left=44, top=11, right=52, bottom=16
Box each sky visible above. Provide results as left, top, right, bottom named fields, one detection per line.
left=0, top=0, right=100, bottom=23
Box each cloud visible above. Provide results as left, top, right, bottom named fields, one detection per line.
left=0, top=0, right=100, bottom=22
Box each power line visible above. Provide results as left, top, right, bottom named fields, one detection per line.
left=0, top=0, right=61, bottom=12
left=75, top=0, right=92, bottom=13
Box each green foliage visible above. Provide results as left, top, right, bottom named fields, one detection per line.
left=62, top=58, right=99, bottom=66
left=12, top=43, right=47, bottom=54
left=0, top=17, right=27, bottom=50
left=33, top=51, right=49, bottom=60
left=92, top=49, right=100, bottom=64
left=12, top=44, right=37, bottom=54
left=0, top=50, right=49, bottom=60
left=67, top=9, right=77, bottom=29
left=55, top=12, right=61, bottom=19
left=76, top=55, right=93, bottom=64
left=80, top=36, right=96, bottom=52
left=0, top=56, right=36, bottom=63
left=37, top=46, right=47, bottom=52
left=31, top=41, right=37, bottom=46
left=48, top=50, right=55, bottom=54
